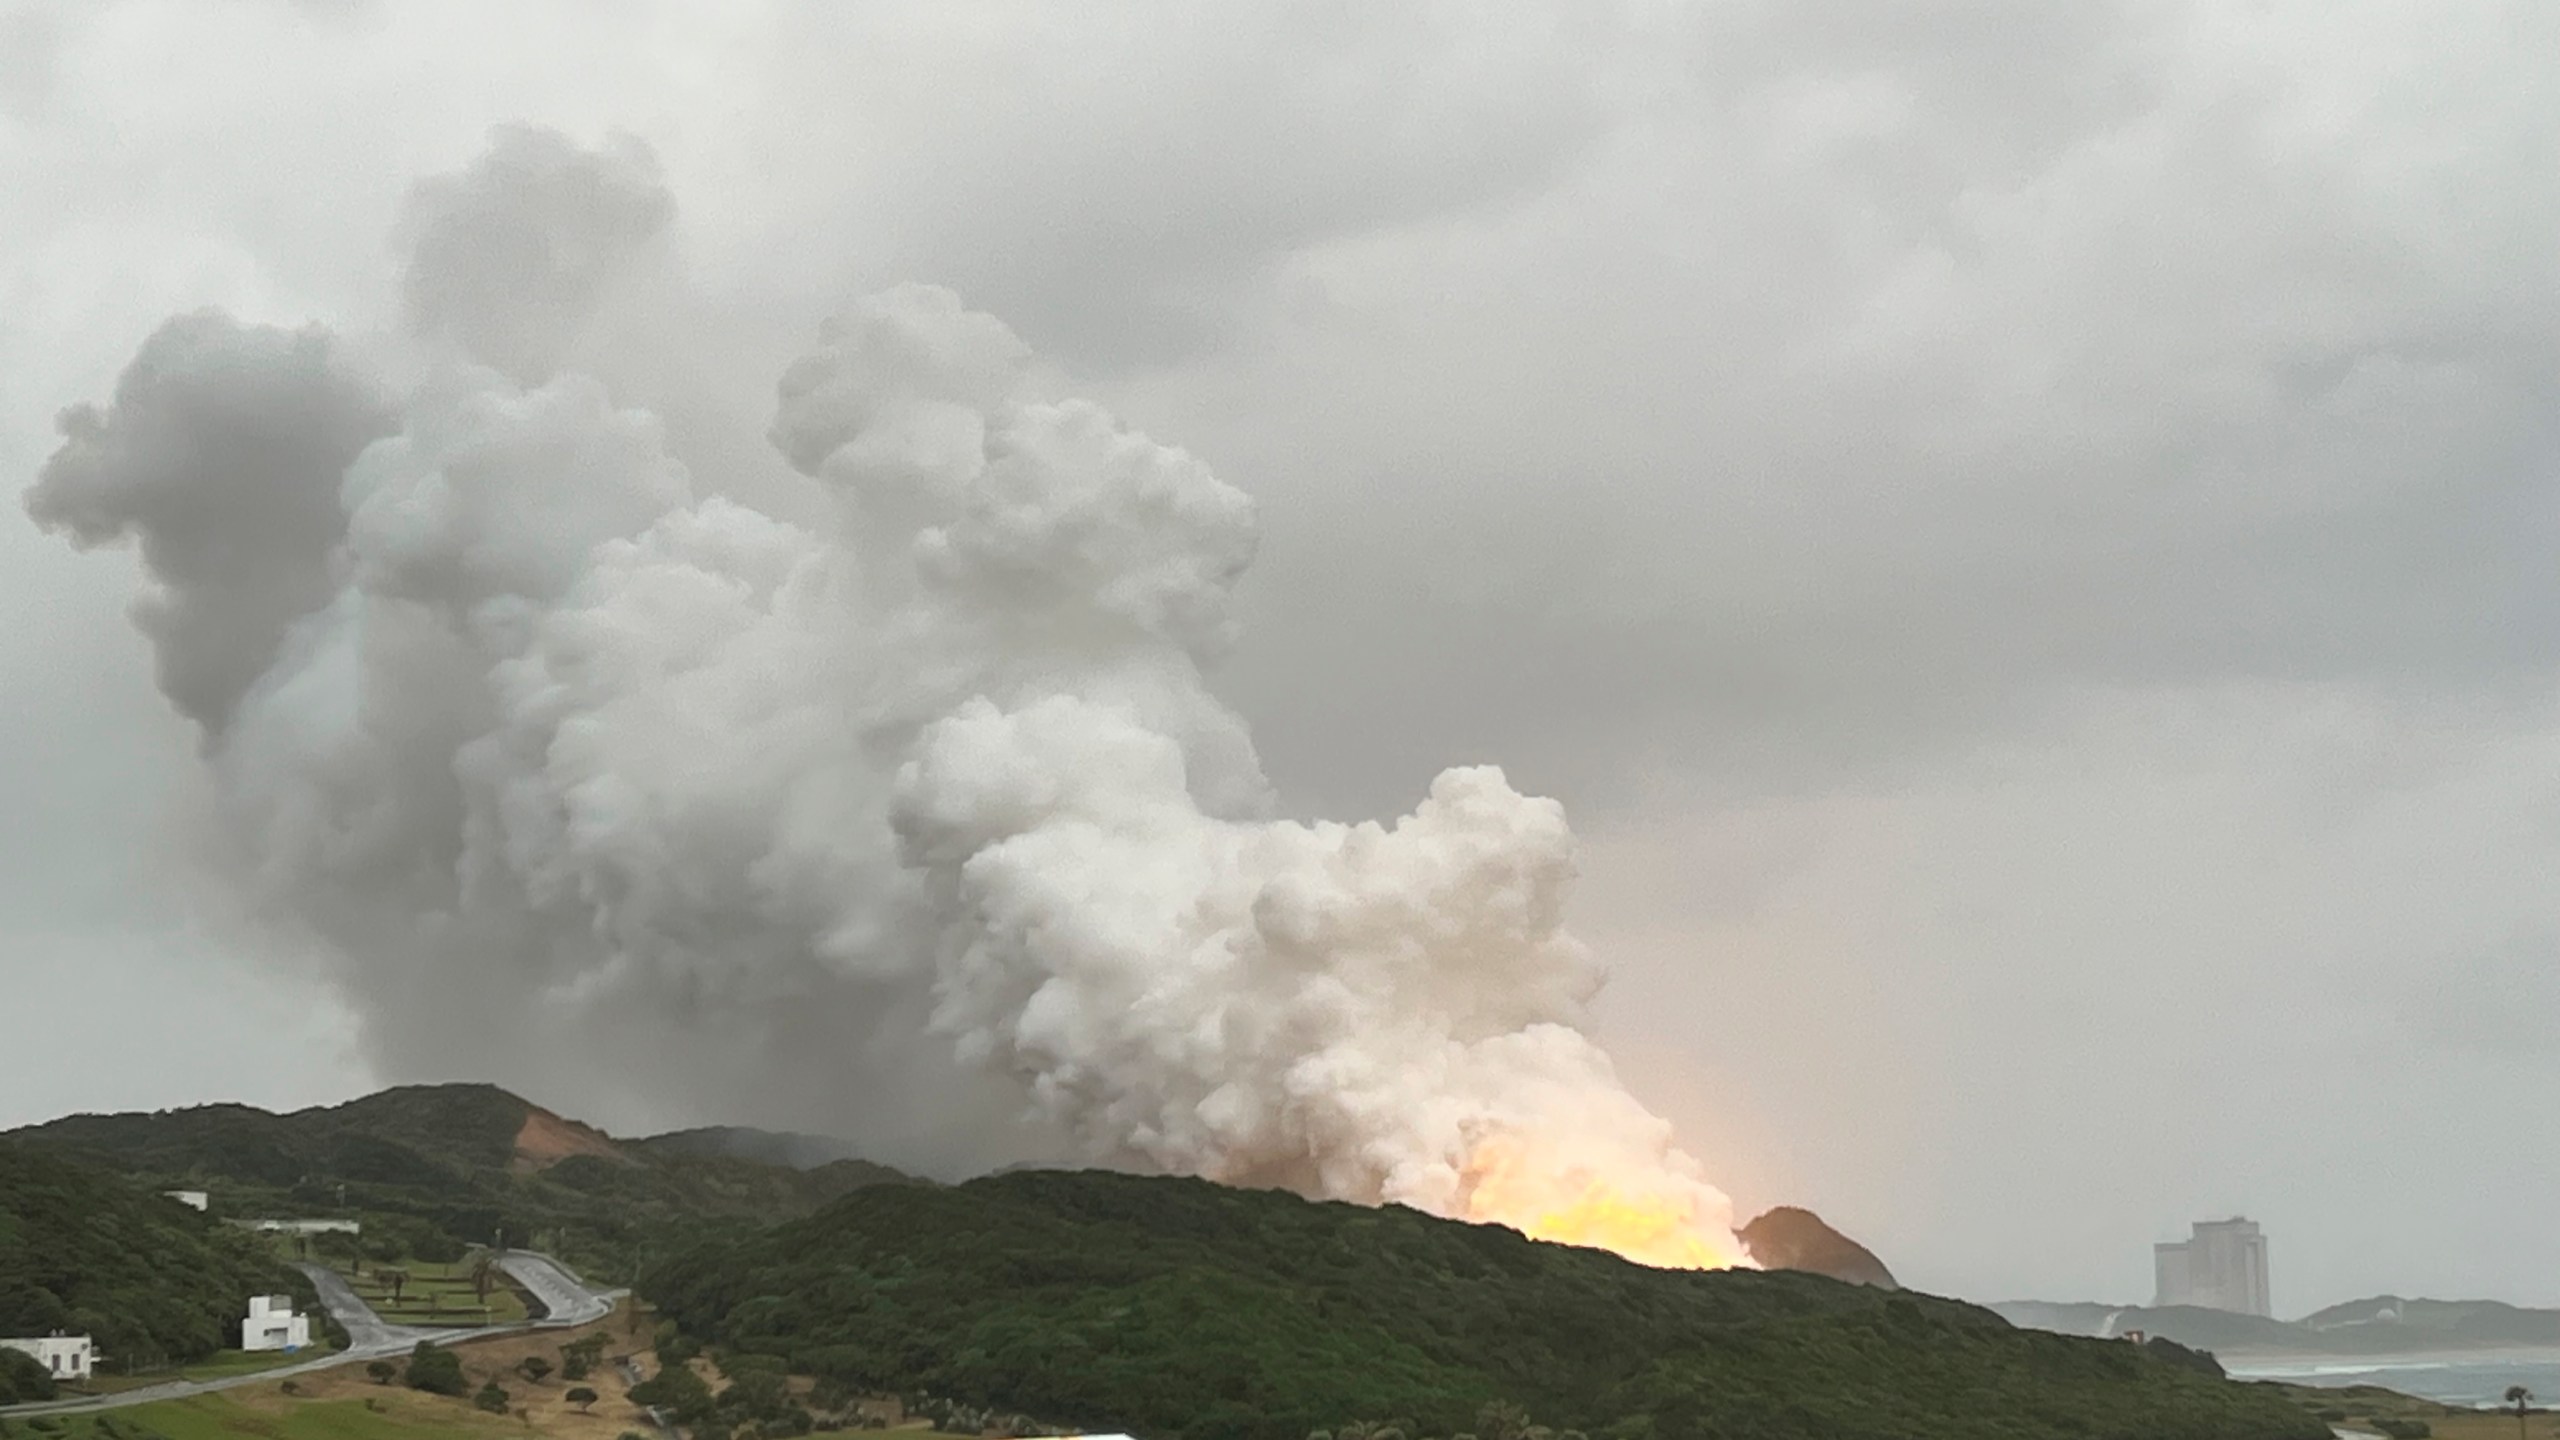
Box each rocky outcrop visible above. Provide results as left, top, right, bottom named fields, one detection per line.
left=1739, top=1206, right=1899, bottom=1288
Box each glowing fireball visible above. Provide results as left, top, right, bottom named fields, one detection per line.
left=1457, top=1133, right=1754, bottom=1271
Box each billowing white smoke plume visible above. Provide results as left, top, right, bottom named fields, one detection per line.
left=28, top=129, right=1742, bottom=1264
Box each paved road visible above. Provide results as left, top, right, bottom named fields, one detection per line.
left=297, top=1262, right=445, bottom=1354
left=495, top=1251, right=622, bottom=1328
left=0, top=1255, right=617, bottom=1418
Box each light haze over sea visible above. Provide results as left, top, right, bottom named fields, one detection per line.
left=2228, top=1353, right=2560, bottom=1410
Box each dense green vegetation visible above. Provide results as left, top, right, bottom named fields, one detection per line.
left=647, top=1169, right=2327, bottom=1440
left=0, top=1142, right=314, bottom=1371
left=3, top=1086, right=914, bottom=1284
left=0, top=1348, right=53, bottom=1405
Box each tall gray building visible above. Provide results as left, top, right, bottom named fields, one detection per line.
left=2153, top=1218, right=2271, bottom=1316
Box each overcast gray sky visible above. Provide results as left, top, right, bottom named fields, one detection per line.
left=5, top=0, right=2559, bottom=1313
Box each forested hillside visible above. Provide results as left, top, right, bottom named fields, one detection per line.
left=0, top=1142, right=310, bottom=1370
left=4, top=1086, right=915, bottom=1282
left=646, top=1170, right=2326, bottom=1440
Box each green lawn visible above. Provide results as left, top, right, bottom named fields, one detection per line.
left=340, top=1260, right=527, bottom=1327
left=58, top=1347, right=337, bottom=1396
left=181, top=1350, right=327, bottom=1382
left=0, top=1393, right=514, bottom=1440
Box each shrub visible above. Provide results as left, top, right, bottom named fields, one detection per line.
left=519, top=1355, right=554, bottom=1384
left=404, top=1341, right=467, bottom=1397
left=474, top=1381, right=512, bottom=1413
left=0, top=1349, right=56, bottom=1405
left=366, top=1359, right=398, bottom=1385
left=567, top=1385, right=600, bottom=1413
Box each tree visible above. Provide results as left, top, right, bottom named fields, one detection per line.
left=630, top=1361, right=715, bottom=1423
left=365, top=1360, right=398, bottom=1386
left=474, top=1380, right=512, bottom=1414
left=562, top=1333, right=607, bottom=1381
left=0, top=1347, right=58, bottom=1406
left=471, top=1259, right=496, bottom=1305
left=520, top=1355, right=554, bottom=1384
left=404, top=1341, right=467, bottom=1397
left=2508, top=1386, right=2534, bottom=1440
left=567, top=1386, right=600, bottom=1413
left=382, top=1268, right=410, bottom=1305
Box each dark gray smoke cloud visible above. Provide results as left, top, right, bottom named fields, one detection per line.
left=27, top=314, right=393, bottom=736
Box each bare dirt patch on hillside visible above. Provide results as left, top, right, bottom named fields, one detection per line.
left=510, top=1107, right=633, bottom=1174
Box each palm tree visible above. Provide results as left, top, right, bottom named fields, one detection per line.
left=2507, top=1385, right=2533, bottom=1440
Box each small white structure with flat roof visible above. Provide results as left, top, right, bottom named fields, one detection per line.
left=1, top=1333, right=95, bottom=1381
left=241, top=1295, right=311, bottom=1352
left=236, top=1218, right=359, bottom=1236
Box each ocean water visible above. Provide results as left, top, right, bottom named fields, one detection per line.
left=2226, top=1352, right=2560, bottom=1409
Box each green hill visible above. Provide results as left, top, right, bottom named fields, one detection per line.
left=4, top=1086, right=917, bottom=1284
left=644, top=1169, right=2326, bottom=1440
left=634, top=1125, right=912, bottom=1185
left=0, top=1141, right=312, bottom=1375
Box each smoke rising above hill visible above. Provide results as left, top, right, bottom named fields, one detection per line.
left=26, top=128, right=1744, bottom=1265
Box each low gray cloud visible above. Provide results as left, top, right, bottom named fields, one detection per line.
left=25, top=312, right=393, bottom=735
left=399, top=122, right=675, bottom=382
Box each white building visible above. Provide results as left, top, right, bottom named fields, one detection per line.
left=2154, top=1217, right=2272, bottom=1317
left=241, top=1296, right=311, bottom=1352
left=237, top=1218, right=359, bottom=1236
left=1, top=1333, right=95, bottom=1382
left=163, top=1190, right=209, bottom=1212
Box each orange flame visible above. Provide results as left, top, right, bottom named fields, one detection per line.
left=1458, top=1135, right=1750, bottom=1271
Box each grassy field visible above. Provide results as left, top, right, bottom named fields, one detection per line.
left=0, top=1391, right=523, bottom=1440
left=182, top=1351, right=328, bottom=1383
left=62, top=1347, right=341, bottom=1397
left=341, top=1260, right=527, bottom=1327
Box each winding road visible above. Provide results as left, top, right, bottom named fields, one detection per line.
left=496, top=1252, right=619, bottom=1329
left=0, top=1253, right=622, bottom=1418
